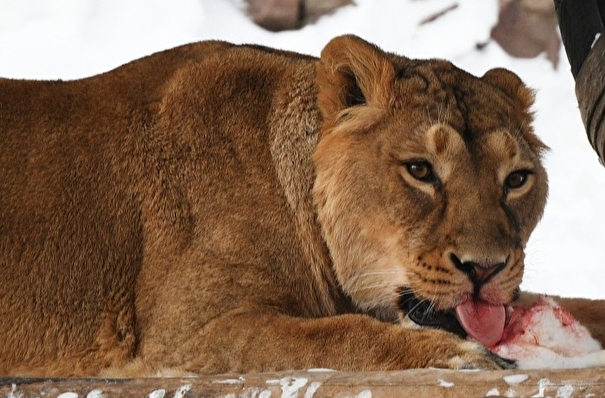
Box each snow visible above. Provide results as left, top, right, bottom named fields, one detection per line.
left=304, top=382, right=323, bottom=398
left=485, top=387, right=500, bottom=396
left=1, top=0, right=604, bottom=299
left=503, top=374, right=529, bottom=385
left=173, top=384, right=192, bottom=398
left=147, top=390, right=165, bottom=398
left=266, top=377, right=309, bottom=398
left=438, top=378, right=455, bottom=387
left=86, top=390, right=105, bottom=398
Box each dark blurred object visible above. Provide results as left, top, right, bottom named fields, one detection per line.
left=554, top=0, right=605, bottom=78
left=491, top=0, right=560, bottom=67
left=576, top=38, right=605, bottom=164
left=246, top=0, right=299, bottom=31
left=555, top=0, right=605, bottom=164
left=246, top=0, right=353, bottom=32
left=304, top=0, right=353, bottom=24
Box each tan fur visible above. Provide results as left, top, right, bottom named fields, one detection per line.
left=0, top=35, right=600, bottom=377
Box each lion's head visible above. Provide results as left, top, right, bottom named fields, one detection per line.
left=313, top=35, right=548, bottom=346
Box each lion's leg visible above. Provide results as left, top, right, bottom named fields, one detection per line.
left=517, top=292, right=605, bottom=345
left=164, top=308, right=513, bottom=374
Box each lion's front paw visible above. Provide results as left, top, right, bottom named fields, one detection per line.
left=421, top=331, right=516, bottom=370
left=444, top=340, right=516, bottom=370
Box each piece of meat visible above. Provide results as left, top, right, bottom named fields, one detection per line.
left=491, top=296, right=605, bottom=369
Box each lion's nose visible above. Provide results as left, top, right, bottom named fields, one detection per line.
left=450, top=253, right=506, bottom=285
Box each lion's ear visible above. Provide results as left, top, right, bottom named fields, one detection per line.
left=481, top=68, right=535, bottom=112
left=316, top=35, right=395, bottom=132
left=482, top=68, right=547, bottom=152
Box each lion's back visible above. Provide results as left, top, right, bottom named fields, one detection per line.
left=0, top=40, right=320, bottom=376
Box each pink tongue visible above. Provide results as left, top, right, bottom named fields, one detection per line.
left=455, top=300, right=506, bottom=347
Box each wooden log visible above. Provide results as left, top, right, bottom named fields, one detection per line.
left=2, top=367, right=605, bottom=397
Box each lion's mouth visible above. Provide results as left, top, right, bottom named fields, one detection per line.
left=398, top=289, right=467, bottom=338
left=398, top=288, right=516, bottom=347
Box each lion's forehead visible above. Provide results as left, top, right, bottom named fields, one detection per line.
left=397, top=118, right=528, bottom=157
left=389, top=122, right=533, bottom=186
left=393, top=64, right=522, bottom=130
left=390, top=66, right=533, bottom=159
left=425, top=124, right=526, bottom=160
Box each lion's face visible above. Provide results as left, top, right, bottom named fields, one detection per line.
left=313, top=36, right=547, bottom=339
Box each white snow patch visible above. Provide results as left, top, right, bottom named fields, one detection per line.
left=486, top=387, right=500, bottom=396
left=531, top=378, right=551, bottom=398
left=86, top=390, right=105, bottom=398
left=504, top=388, right=517, bottom=398
left=173, top=384, right=191, bottom=398
left=503, top=374, right=529, bottom=386
left=213, top=377, right=245, bottom=384
left=266, top=377, right=308, bottom=398
left=556, top=384, right=574, bottom=398
left=148, top=389, right=166, bottom=398
left=6, top=384, right=23, bottom=398
left=258, top=390, right=272, bottom=398
left=239, top=388, right=266, bottom=398
left=438, top=378, right=454, bottom=387
left=57, top=393, right=79, bottom=398
left=304, top=381, right=322, bottom=398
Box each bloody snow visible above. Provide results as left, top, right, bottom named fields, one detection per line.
left=489, top=296, right=605, bottom=369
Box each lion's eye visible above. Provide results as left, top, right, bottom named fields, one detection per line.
left=505, top=170, right=530, bottom=189
left=405, top=161, right=435, bottom=183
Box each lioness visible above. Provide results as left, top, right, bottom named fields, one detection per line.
left=0, top=35, right=602, bottom=377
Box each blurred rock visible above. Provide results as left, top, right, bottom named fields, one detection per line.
left=304, top=0, right=354, bottom=24
left=491, top=0, right=561, bottom=67
left=246, top=0, right=352, bottom=31
left=246, top=0, right=300, bottom=31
